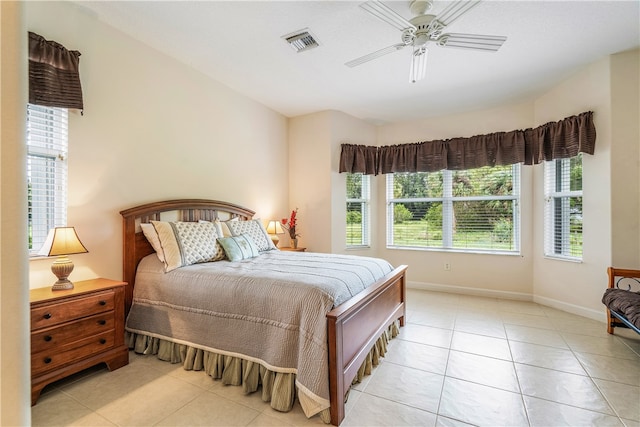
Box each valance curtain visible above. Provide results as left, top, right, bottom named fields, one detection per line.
left=339, top=144, right=379, bottom=175
left=28, top=32, right=83, bottom=111
left=339, top=111, right=595, bottom=175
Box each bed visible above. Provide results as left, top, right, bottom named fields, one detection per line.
left=120, top=199, right=407, bottom=425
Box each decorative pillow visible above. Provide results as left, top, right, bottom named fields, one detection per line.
left=227, top=219, right=276, bottom=252
left=140, top=223, right=165, bottom=263
left=151, top=220, right=225, bottom=272
left=213, top=218, right=236, bottom=238
left=217, top=234, right=260, bottom=262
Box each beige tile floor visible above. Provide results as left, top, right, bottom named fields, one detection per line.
left=33, top=289, right=640, bottom=427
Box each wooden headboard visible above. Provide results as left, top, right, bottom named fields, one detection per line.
left=119, top=199, right=255, bottom=314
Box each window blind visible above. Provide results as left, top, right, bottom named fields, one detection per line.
left=27, top=104, right=68, bottom=254
left=386, top=164, right=520, bottom=253
left=544, top=154, right=583, bottom=260
left=346, top=173, right=370, bottom=247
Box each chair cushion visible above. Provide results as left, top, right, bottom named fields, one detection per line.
left=602, top=288, right=640, bottom=329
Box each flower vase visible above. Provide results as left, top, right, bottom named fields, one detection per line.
left=291, top=238, right=298, bottom=249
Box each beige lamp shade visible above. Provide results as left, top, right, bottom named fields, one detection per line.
left=266, top=220, right=285, bottom=247
left=39, top=227, right=88, bottom=256
left=38, top=227, right=88, bottom=290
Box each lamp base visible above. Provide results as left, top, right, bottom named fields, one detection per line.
left=51, top=256, right=75, bottom=291
left=52, top=279, right=74, bottom=291
left=270, top=235, right=280, bottom=248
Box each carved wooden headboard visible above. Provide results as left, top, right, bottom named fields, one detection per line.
left=119, top=199, right=255, bottom=314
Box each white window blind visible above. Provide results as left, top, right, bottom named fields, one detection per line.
left=386, top=165, right=520, bottom=253
left=346, top=173, right=370, bottom=247
left=27, top=104, right=68, bottom=255
left=544, top=154, right=583, bottom=260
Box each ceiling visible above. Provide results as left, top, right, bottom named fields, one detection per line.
left=74, top=1, right=639, bottom=124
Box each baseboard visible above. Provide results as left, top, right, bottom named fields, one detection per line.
left=533, top=295, right=606, bottom=323
left=407, top=281, right=607, bottom=323
left=407, top=281, right=533, bottom=301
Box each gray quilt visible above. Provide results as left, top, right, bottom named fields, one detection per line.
left=125, top=250, right=393, bottom=415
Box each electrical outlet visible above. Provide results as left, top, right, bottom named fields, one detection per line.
left=444, top=262, right=451, bottom=271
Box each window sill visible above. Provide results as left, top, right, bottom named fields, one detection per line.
left=386, top=245, right=521, bottom=257
left=543, top=255, right=583, bottom=263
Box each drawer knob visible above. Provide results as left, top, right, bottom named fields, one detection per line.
left=44, top=357, right=52, bottom=364
left=98, top=300, right=107, bottom=306
left=98, top=320, right=107, bottom=326
left=99, top=339, right=107, bottom=345
left=44, top=335, right=52, bottom=342
left=43, top=313, right=52, bottom=319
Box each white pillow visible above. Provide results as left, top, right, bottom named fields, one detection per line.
left=140, top=223, right=165, bottom=263
left=213, top=218, right=236, bottom=238
left=226, top=219, right=277, bottom=252
left=151, top=221, right=225, bottom=272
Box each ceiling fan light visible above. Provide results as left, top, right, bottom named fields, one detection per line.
left=410, top=47, right=427, bottom=83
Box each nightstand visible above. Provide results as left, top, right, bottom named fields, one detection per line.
left=30, top=278, right=129, bottom=405
left=280, top=247, right=307, bottom=252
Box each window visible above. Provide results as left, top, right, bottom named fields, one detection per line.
left=27, top=104, right=68, bottom=255
left=386, top=165, right=520, bottom=253
left=544, top=154, right=582, bottom=260
left=346, top=173, right=370, bottom=247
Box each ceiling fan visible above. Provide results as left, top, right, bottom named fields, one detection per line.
left=346, top=0, right=507, bottom=83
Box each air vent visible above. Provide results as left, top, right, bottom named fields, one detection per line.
left=282, top=29, right=320, bottom=53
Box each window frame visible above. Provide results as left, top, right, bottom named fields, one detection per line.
left=386, top=164, right=521, bottom=254
left=346, top=172, right=371, bottom=248
left=543, top=154, right=583, bottom=261
left=27, top=103, right=68, bottom=257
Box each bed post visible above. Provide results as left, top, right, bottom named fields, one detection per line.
left=121, top=214, right=137, bottom=315
left=326, top=265, right=407, bottom=426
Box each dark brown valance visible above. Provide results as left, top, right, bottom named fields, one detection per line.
left=340, top=111, right=596, bottom=175
left=339, top=144, right=379, bottom=175
left=28, top=32, right=83, bottom=110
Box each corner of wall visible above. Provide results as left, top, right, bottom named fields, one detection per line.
left=0, top=1, right=31, bottom=424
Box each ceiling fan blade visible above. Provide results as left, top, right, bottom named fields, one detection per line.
left=435, top=0, right=481, bottom=27
left=360, top=0, right=416, bottom=32
left=437, top=33, right=507, bottom=51
left=346, top=43, right=408, bottom=68
left=410, top=46, right=428, bottom=83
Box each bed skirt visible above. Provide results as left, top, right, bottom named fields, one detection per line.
left=125, top=321, right=399, bottom=423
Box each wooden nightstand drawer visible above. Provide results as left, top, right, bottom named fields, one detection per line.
left=31, top=330, right=115, bottom=375
left=30, top=278, right=129, bottom=406
left=31, top=312, right=115, bottom=354
left=31, top=290, right=114, bottom=329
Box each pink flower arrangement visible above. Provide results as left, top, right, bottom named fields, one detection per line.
left=281, top=208, right=300, bottom=240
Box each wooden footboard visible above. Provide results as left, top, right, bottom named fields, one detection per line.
left=327, top=264, right=407, bottom=426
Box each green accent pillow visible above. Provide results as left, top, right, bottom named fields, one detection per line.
left=217, top=234, right=260, bottom=261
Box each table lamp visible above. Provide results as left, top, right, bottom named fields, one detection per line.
left=266, top=220, right=285, bottom=247
left=38, top=227, right=88, bottom=290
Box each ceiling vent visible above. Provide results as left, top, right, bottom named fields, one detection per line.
left=282, top=29, right=319, bottom=53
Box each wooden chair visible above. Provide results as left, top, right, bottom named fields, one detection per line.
left=605, top=267, right=640, bottom=335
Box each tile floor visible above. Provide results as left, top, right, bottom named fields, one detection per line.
left=33, top=289, right=640, bottom=426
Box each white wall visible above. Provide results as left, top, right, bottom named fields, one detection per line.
left=288, top=111, right=332, bottom=252
left=533, top=50, right=639, bottom=318
left=25, top=1, right=289, bottom=288
left=610, top=49, right=640, bottom=268
left=0, top=2, right=30, bottom=424
left=288, top=110, right=377, bottom=254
